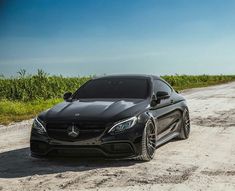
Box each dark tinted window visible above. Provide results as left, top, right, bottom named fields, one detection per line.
left=74, top=78, right=149, bottom=99
left=154, top=80, right=172, bottom=95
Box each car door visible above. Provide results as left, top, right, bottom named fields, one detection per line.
left=151, top=80, right=174, bottom=138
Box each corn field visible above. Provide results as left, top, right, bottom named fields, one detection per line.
left=0, top=70, right=91, bottom=101
left=0, top=70, right=235, bottom=101
left=163, top=74, right=235, bottom=90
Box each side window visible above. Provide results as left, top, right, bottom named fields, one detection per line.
left=154, top=80, right=172, bottom=95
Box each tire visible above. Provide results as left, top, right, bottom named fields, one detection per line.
left=177, top=108, right=190, bottom=140
left=137, top=120, right=156, bottom=161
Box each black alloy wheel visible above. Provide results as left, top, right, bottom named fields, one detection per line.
left=178, top=108, right=190, bottom=139
left=137, top=120, right=156, bottom=161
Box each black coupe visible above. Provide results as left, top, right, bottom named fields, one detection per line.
left=30, top=75, right=190, bottom=161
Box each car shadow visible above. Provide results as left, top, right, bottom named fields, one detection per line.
left=0, top=147, right=140, bottom=179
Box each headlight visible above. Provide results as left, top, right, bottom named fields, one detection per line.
left=32, top=117, right=47, bottom=134
left=108, top=116, right=137, bottom=135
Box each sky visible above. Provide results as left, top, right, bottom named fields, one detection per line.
left=0, top=0, right=235, bottom=76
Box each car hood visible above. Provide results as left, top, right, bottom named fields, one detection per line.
left=40, top=99, right=149, bottom=122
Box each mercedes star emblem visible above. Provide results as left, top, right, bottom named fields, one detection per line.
left=67, top=124, right=79, bottom=138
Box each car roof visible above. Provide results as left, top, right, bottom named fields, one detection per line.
left=94, top=74, right=161, bottom=80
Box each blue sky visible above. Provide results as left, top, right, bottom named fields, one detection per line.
left=1, top=0, right=235, bottom=76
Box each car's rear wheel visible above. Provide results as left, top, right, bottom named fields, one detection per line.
left=178, top=108, right=190, bottom=139
left=137, top=120, right=156, bottom=161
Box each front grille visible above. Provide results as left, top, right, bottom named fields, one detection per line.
left=46, top=121, right=107, bottom=141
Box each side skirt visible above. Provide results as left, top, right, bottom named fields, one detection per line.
left=155, top=132, right=179, bottom=148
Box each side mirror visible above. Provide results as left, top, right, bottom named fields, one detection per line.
left=156, top=91, right=170, bottom=100
left=150, top=91, right=170, bottom=107
left=150, top=94, right=158, bottom=107
left=63, top=92, right=72, bottom=101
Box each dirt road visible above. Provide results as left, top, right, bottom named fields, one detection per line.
left=0, top=82, right=235, bottom=191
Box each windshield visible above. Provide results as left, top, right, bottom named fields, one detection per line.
left=73, top=78, right=150, bottom=99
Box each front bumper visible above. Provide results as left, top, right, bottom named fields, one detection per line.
left=30, top=123, right=144, bottom=158
left=30, top=141, right=137, bottom=158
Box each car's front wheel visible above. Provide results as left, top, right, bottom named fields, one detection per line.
left=178, top=108, right=190, bottom=139
left=137, top=120, right=156, bottom=161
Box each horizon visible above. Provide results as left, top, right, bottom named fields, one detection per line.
left=1, top=69, right=235, bottom=78
left=1, top=0, right=235, bottom=76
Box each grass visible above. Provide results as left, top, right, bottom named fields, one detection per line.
left=0, top=71, right=235, bottom=125
left=0, top=98, right=62, bottom=125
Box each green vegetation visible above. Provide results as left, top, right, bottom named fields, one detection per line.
left=163, top=74, right=235, bottom=90
left=0, top=98, right=62, bottom=125
left=0, top=70, right=235, bottom=125
left=0, top=69, right=91, bottom=101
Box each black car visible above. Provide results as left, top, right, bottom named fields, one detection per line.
left=30, top=75, right=190, bottom=161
